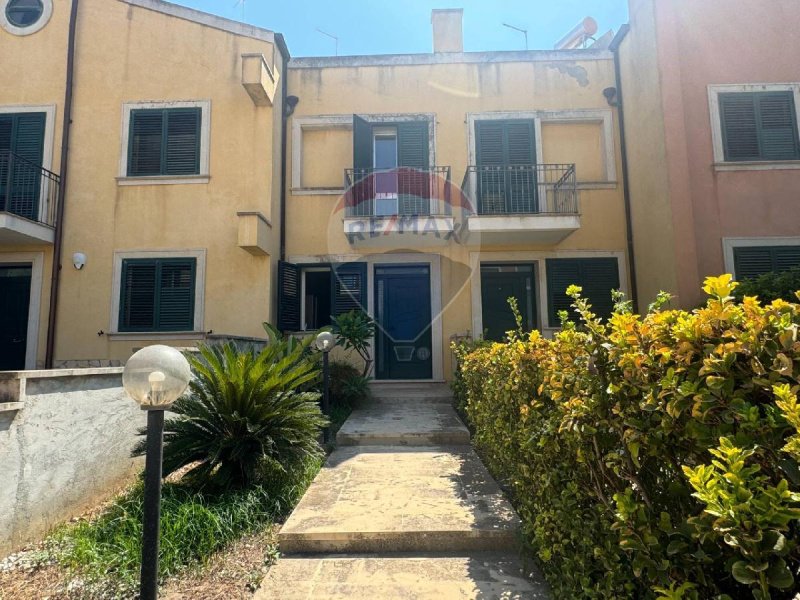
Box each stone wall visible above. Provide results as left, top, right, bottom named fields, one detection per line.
left=0, top=368, right=145, bottom=556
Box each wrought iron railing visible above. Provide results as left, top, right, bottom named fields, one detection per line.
left=0, top=150, right=60, bottom=226
left=461, top=164, right=578, bottom=216
left=344, top=166, right=452, bottom=218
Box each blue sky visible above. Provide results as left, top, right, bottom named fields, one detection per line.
left=172, top=0, right=629, bottom=57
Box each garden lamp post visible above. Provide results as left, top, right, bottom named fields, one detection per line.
left=314, top=331, right=335, bottom=444
left=122, top=345, right=191, bottom=600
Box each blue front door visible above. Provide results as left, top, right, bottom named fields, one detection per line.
left=375, top=265, right=433, bottom=380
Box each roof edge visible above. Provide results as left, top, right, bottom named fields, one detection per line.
left=119, top=0, right=276, bottom=43
left=289, top=48, right=613, bottom=69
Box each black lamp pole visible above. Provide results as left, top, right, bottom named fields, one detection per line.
left=322, top=351, right=331, bottom=444
left=140, top=409, right=165, bottom=600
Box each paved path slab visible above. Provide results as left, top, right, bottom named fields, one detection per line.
left=279, top=446, right=520, bottom=553
left=258, top=554, right=550, bottom=599
left=337, top=400, right=470, bottom=446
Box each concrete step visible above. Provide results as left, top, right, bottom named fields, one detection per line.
left=278, top=446, right=520, bottom=554
left=256, top=553, right=550, bottom=599
left=337, top=400, right=469, bottom=446
left=369, top=381, right=453, bottom=402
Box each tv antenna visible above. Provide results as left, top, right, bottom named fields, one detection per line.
left=502, top=22, right=528, bottom=50
left=233, top=0, right=245, bottom=21
left=316, top=28, right=339, bottom=56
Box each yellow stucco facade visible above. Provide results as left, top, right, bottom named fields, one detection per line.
left=1, top=1, right=630, bottom=380
left=1, top=0, right=285, bottom=368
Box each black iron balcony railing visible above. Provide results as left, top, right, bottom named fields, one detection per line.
left=0, top=150, right=60, bottom=226
left=461, top=164, right=578, bottom=216
left=344, top=166, right=453, bottom=218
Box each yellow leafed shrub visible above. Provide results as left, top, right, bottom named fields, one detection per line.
left=453, top=276, right=800, bottom=599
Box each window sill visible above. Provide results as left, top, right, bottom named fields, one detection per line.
left=713, top=161, right=800, bottom=172
left=107, top=331, right=206, bottom=341
left=116, top=175, right=210, bottom=186
left=291, top=187, right=345, bottom=196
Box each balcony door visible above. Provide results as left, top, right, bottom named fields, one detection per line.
left=475, top=119, right=537, bottom=214
left=0, top=112, right=46, bottom=221
left=352, top=115, right=430, bottom=216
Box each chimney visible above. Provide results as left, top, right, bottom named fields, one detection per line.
left=431, top=9, right=464, bottom=53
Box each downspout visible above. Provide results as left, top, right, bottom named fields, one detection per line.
left=608, top=24, right=639, bottom=313
left=45, top=0, right=80, bottom=368
left=274, top=33, right=296, bottom=262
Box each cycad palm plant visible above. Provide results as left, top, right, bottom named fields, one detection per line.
left=135, top=336, right=327, bottom=489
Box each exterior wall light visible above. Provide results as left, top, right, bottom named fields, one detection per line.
left=315, top=331, right=335, bottom=443
left=122, top=345, right=191, bottom=600
left=72, top=252, right=86, bottom=270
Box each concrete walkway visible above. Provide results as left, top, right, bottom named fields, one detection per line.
left=256, top=383, right=550, bottom=599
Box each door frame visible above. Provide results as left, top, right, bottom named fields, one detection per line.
left=368, top=253, right=442, bottom=381
left=374, top=263, right=433, bottom=380
left=0, top=251, right=44, bottom=370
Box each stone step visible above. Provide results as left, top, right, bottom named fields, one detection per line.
left=337, top=400, right=469, bottom=446
left=256, top=553, right=550, bottom=599
left=369, top=382, right=452, bottom=400
left=278, top=446, right=520, bottom=554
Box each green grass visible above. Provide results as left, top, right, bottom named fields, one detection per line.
left=52, top=456, right=322, bottom=598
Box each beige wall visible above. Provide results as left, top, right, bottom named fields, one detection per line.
left=0, top=0, right=286, bottom=366
left=623, top=0, right=800, bottom=307
left=286, top=53, right=630, bottom=377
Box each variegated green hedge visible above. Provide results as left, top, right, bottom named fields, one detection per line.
left=454, top=276, right=800, bottom=599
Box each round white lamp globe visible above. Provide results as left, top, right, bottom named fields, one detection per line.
left=314, top=331, right=335, bottom=353
left=122, top=345, right=191, bottom=409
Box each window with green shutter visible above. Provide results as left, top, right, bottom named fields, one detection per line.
left=127, top=108, right=201, bottom=176
left=119, top=258, right=196, bottom=332
left=733, top=245, right=800, bottom=280
left=719, top=92, right=800, bottom=162
left=546, top=258, right=620, bottom=327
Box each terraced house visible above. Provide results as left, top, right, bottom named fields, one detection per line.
left=2, top=0, right=799, bottom=379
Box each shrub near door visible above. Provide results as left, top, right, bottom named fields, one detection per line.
left=453, top=276, right=800, bottom=599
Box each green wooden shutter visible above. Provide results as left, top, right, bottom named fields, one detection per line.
left=277, top=261, right=301, bottom=331
left=332, top=262, right=367, bottom=317
left=128, top=108, right=201, bottom=176
left=758, top=93, right=800, bottom=160
left=475, top=121, right=505, bottom=166
left=128, top=110, right=164, bottom=176
left=119, top=258, right=195, bottom=332
left=734, top=246, right=800, bottom=280
left=120, top=260, right=157, bottom=331
left=505, top=121, right=536, bottom=164
left=546, top=259, right=580, bottom=327
left=0, top=116, right=11, bottom=151
left=720, top=94, right=760, bottom=161
left=165, top=108, right=201, bottom=175
left=157, top=259, right=196, bottom=331
left=12, top=113, right=46, bottom=164
left=397, top=121, right=430, bottom=215
left=547, top=258, right=620, bottom=327
left=720, top=92, right=800, bottom=161
left=353, top=115, right=373, bottom=171
left=397, top=121, right=429, bottom=169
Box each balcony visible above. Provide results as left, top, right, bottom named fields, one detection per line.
left=0, top=151, right=60, bottom=245
left=461, top=164, right=580, bottom=244
left=343, top=166, right=456, bottom=246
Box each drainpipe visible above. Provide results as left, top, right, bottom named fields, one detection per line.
left=45, top=0, right=80, bottom=368
left=274, top=33, right=296, bottom=262
left=608, top=24, right=639, bottom=313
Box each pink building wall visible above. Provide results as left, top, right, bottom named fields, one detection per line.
left=629, top=0, right=800, bottom=306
